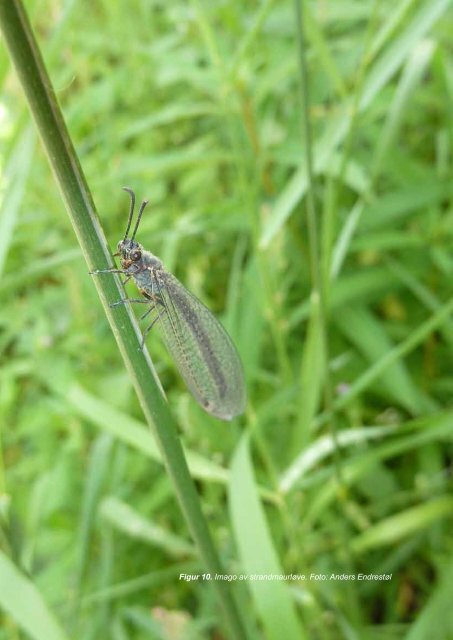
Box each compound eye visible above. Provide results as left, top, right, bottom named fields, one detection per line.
left=131, top=250, right=141, bottom=261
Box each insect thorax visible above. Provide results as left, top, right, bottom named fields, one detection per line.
left=129, top=250, right=163, bottom=291
left=141, top=250, right=163, bottom=270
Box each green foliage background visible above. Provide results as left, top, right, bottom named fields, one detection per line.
left=1, top=0, right=453, bottom=638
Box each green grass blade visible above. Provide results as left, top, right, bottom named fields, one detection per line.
left=334, top=304, right=422, bottom=413
left=294, top=292, right=325, bottom=449
left=359, top=0, right=450, bottom=110
left=260, top=113, right=349, bottom=248
left=74, top=434, right=113, bottom=599
left=229, top=435, right=306, bottom=639
left=100, top=496, right=196, bottom=557
left=371, top=39, right=435, bottom=176
left=351, top=496, right=453, bottom=553
left=367, top=0, right=416, bottom=59
left=280, top=424, right=396, bottom=493
left=0, top=248, right=81, bottom=295
left=0, top=550, right=69, bottom=640
left=303, top=4, right=347, bottom=99
left=406, top=558, right=453, bottom=640
left=0, top=125, right=34, bottom=277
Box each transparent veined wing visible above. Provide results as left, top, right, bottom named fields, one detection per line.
left=151, top=269, right=246, bottom=421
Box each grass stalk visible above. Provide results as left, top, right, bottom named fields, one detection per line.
left=293, top=0, right=335, bottom=444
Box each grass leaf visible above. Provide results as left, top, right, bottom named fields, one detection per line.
left=0, top=550, right=69, bottom=640
left=229, top=436, right=306, bottom=640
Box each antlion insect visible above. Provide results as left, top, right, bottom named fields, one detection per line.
left=91, top=187, right=246, bottom=421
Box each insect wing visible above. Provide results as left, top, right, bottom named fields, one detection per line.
left=152, top=270, right=246, bottom=420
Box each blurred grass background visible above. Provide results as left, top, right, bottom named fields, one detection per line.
left=1, top=0, right=453, bottom=638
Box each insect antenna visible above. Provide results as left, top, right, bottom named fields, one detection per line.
left=130, top=198, right=149, bottom=242
left=122, top=187, right=136, bottom=240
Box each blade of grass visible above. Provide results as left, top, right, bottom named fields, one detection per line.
left=0, top=2, right=247, bottom=638
left=294, top=291, right=325, bottom=451
left=229, top=0, right=275, bottom=76
left=292, top=0, right=334, bottom=458
left=229, top=435, right=306, bottom=639
left=81, top=562, right=202, bottom=606
left=74, top=434, right=113, bottom=599
left=334, top=304, right=422, bottom=414
left=359, top=0, right=450, bottom=111
left=0, top=550, right=69, bottom=640
left=288, top=265, right=397, bottom=327
left=0, top=247, right=81, bottom=295
left=367, top=0, right=416, bottom=60
left=330, top=38, right=436, bottom=278
left=100, top=496, right=196, bottom=557
left=280, top=424, right=396, bottom=493
left=371, top=39, right=435, bottom=178
left=351, top=496, right=453, bottom=553
left=0, top=125, right=34, bottom=277
left=303, top=3, right=347, bottom=100
left=385, top=257, right=453, bottom=346
left=406, top=557, right=453, bottom=640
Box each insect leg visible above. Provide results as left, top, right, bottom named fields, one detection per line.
left=139, top=279, right=166, bottom=321
left=138, top=293, right=166, bottom=320
left=90, top=268, right=127, bottom=275
left=140, top=310, right=165, bottom=350
left=140, top=304, right=157, bottom=321
left=109, top=298, right=150, bottom=308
